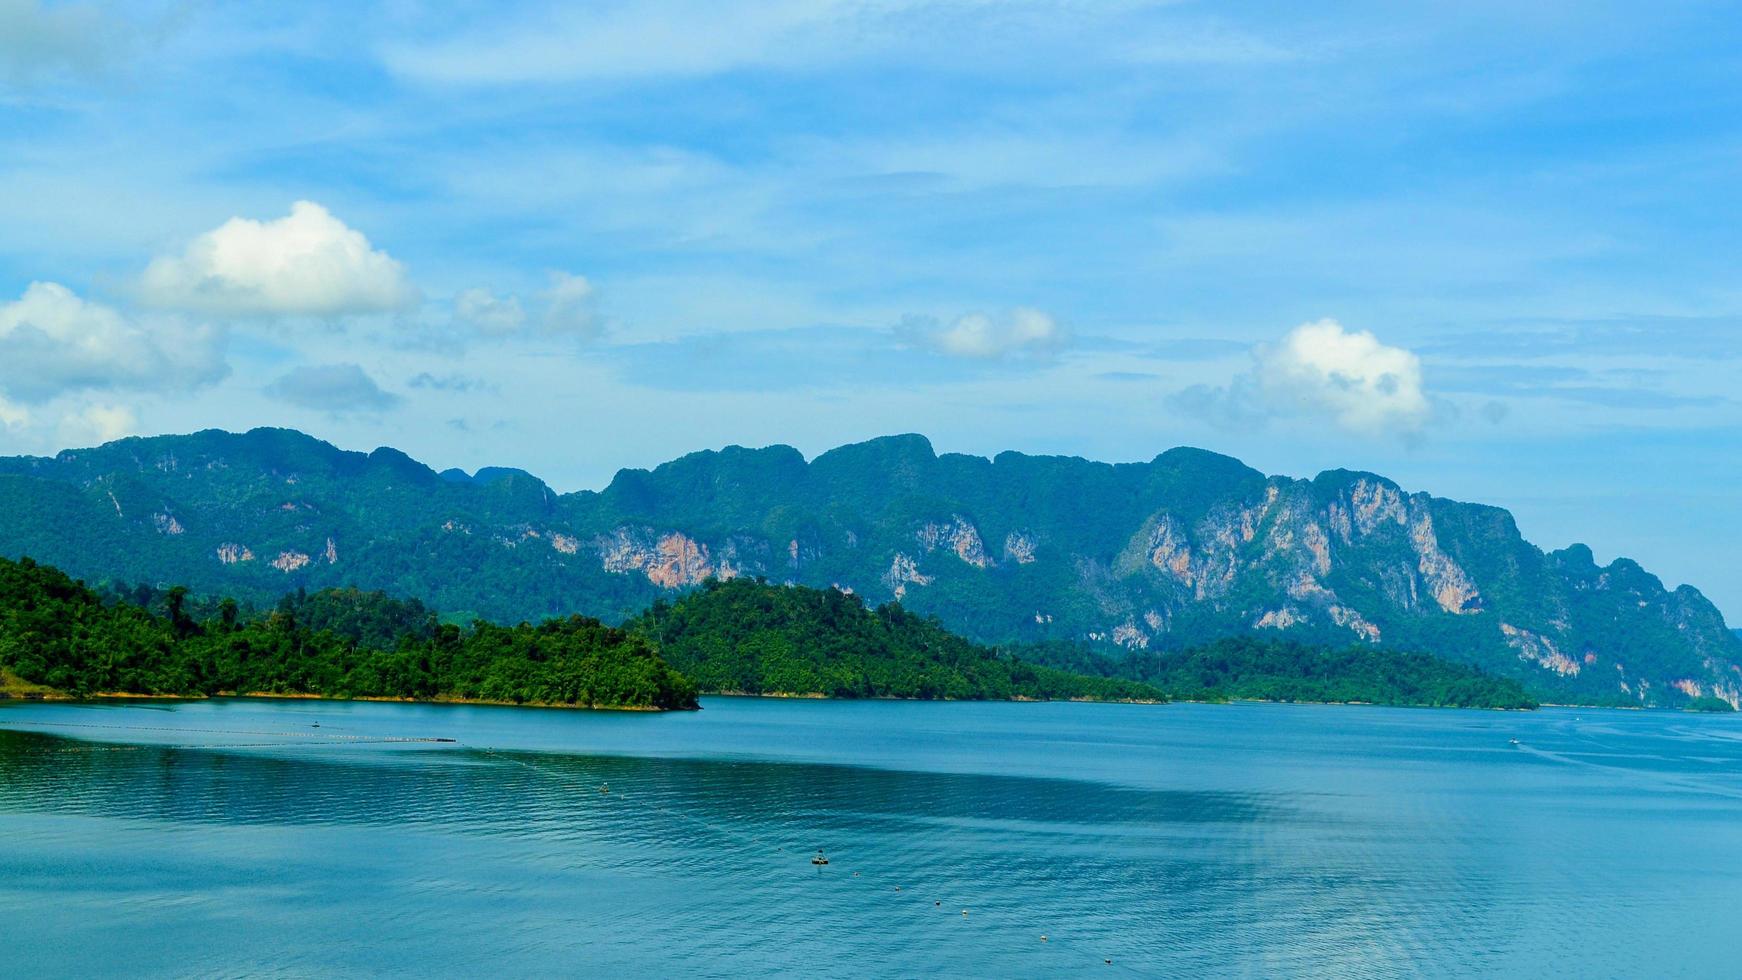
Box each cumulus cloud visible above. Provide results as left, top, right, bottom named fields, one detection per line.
left=139, top=201, right=418, bottom=317
left=542, top=272, right=596, bottom=335
left=1173, top=319, right=1430, bottom=438
left=453, top=287, right=526, bottom=335
left=1258, top=319, right=1429, bottom=433
left=0, top=281, right=228, bottom=402
left=0, top=396, right=28, bottom=432
left=903, top=308, right=1069, bottom=360
left=265, top=364, right=400, bottom=414
left=56, top=403, right=138, bottom=445
left=449, top=272, right=597, bottom=341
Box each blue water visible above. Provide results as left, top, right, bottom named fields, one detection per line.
left=2, top=697, right=1739, bottom=978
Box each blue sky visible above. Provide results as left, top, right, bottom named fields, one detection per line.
left=2, top=1, right=1741, bottom=613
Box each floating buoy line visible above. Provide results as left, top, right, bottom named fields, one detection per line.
left=0, top=716, right=1149, bottom=974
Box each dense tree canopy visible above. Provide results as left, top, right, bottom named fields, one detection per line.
left=1017, top=635, right=1538, bottom=709
left=0, top=556, right=697, bottom=710
left=630, top=578, right=1164, bottom=702
left=0, top=555, right=1539, bottom=712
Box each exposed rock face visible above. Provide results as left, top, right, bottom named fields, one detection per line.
left=1111, top=621, right=1149, bottom=649
left=1501, top=623, right=1581, bottom=676
left=1409, top=511, right=1480, bottom=614
left=271, top=550, right=311, bottom=573
left=216, top=543, right=253, bottom=564
left=598, top=527, right=717, bottom=588
left=918, top=517, right=993, bottom=568
left=1328, top=605, right=1381, bottom=643
left=882, top=553, right=932, bottom=599
left=0, top=427, right=1736, bottom=706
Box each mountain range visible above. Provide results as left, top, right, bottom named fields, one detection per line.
left=1, top=427, right=1736, bottom=708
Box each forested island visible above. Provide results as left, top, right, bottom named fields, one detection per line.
left=0, top=554, right=1541, bottom=711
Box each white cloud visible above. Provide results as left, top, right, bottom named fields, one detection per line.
left=139, top=201, right=418, bottom=317
left=0, top=396, right=28, bottom=432
left=541, top=272, right=596, bottom=336
left=1172, top=319, right=1430, bottom=437
left=0, top=281, right=228, bottom=402
left=905, top=308, right=1069, bottom=360
left=57, top=403, right=137, bottom=446
left=448, top=273, right=597, bottom=341
left=1258, top=319, right=1428, bottom=434
left=453, top=287, right=527, bottom=335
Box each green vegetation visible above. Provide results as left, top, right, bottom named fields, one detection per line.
left=1018, top=635, right=1538, bottom=709
left=630, top=577, right=1164, bottom=702
left=1684, top=696, right=1736, bottom=713
left=0, top=556, right=697, bottom=710
left=1, top=427, right=1739, bottom=708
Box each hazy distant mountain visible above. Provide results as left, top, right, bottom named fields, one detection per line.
left=1, top=427, right=1736, bottom=707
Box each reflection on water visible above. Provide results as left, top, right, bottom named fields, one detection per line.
left=2, top=697, right=1741, bottom=978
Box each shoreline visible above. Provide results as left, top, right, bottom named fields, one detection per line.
left=0, top=689, right=681, bottom=712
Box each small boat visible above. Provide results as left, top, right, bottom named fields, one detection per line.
left=811, top=850, right=829, bottom=866
left=1508, top=738, right=1520, bottom=746
left=599, top=783, right=609, bottom=794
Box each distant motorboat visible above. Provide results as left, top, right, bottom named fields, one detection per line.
left=811, top=850, right=829, bottom=866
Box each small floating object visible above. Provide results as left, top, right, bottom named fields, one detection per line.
left=599, top=783, right=610, bottom=794
left=1039, top=935, right=1048, bottom=943
left=962, top=909, right=969, bottom=917
left=934, top=901, right=941, bottom=907
left=1105, top=959, right=1113, bottom=965
left=894, top=886, right=901, bottom=891
left=1508, top=738, right=1520, bottom=746
left=852, top=872, right=860, bottom=877
left=811, top=850, right=829, bottom=866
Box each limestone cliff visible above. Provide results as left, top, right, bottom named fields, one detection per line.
left=0, top=427, right=1734, bottom=707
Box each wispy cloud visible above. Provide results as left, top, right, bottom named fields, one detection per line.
left=265, top=363, right=399, bottom=414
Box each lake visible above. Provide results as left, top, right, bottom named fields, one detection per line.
left=2, top=696, right=1739, bottom=978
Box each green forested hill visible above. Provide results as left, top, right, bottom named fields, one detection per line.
left=1019, top=636, right=1538, bottom=709
left=0, top=427, right=1737, bottom=708
left=629, top=578, right=1163, bottom=702
left=0, top=554, right=1538, bottom=710
left=0, top=556, right=697, bottom=709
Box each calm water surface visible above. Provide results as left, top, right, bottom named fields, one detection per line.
left=2, top=696, right=1739, bottom=978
